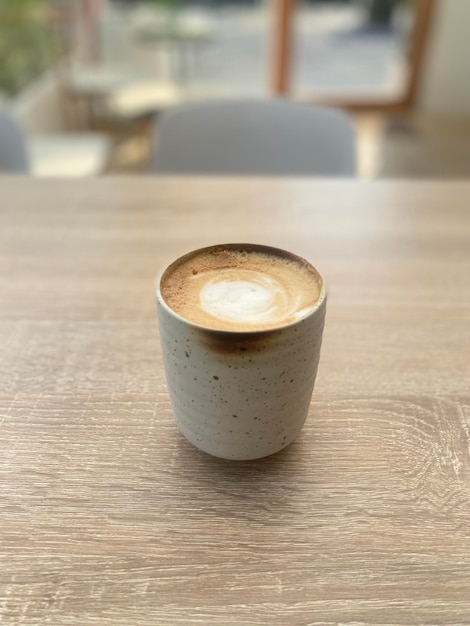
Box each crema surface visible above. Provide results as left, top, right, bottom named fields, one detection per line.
left=160, top=246, right=322, bottom=332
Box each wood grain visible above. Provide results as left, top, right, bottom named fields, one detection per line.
left=0, top=177, right=469, bottom=625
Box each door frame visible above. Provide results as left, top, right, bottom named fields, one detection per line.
left=271, top=0, right=436, bottom=111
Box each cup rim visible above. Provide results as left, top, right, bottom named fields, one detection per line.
left=156, top=242, right=327, bottom=336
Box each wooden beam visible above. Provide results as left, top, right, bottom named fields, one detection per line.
left=271, top=0, right=295, bottom=96
left=403, top=0, right=436, bottom=107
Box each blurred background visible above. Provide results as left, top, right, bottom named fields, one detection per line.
left=1, top=0, right=469, bottom=177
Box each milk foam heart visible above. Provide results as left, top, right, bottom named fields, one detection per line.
left=199, top=271, right=293, bottom=325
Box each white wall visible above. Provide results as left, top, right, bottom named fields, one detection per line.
left=419, top=0, right=470, bottom=116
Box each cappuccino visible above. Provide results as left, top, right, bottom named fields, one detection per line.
left=160, top=244, right=322, bottom=332
left=157, top=243, right=327, bottom=460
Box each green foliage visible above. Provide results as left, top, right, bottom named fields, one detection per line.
left=144, top=0, right=181, bottom=13
left=0, top=0, right=60, bottom=98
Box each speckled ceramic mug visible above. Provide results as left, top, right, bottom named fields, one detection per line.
left=156, top=244, right=326, bottom=461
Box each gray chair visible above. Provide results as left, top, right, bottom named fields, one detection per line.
left=151, top=98, right=356, bottom=176
left=0, top=109, right=29, bottom=173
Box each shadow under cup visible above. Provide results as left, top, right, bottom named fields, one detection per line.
left=156, top=243, right=327, bottom=461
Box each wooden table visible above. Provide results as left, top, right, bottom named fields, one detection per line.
left=1, top=177, right=469, bottom=625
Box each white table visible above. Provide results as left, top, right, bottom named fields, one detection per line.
left=29, top=133, right=111, bottom=177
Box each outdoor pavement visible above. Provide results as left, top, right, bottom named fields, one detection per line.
left=100, top=1, right=409, bottom=100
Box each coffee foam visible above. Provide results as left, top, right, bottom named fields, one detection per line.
left=160, top=246, right=322, bottom=332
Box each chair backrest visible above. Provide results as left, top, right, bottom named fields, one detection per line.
left=151, top=99, right=356, bottom=176
left=0, top=109, right=30, bottom=173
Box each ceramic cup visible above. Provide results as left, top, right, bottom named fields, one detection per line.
left=156, top=243, right=326, bottom=461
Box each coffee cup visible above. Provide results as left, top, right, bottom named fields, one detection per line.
left=156, top=243, right=326, bottom=461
